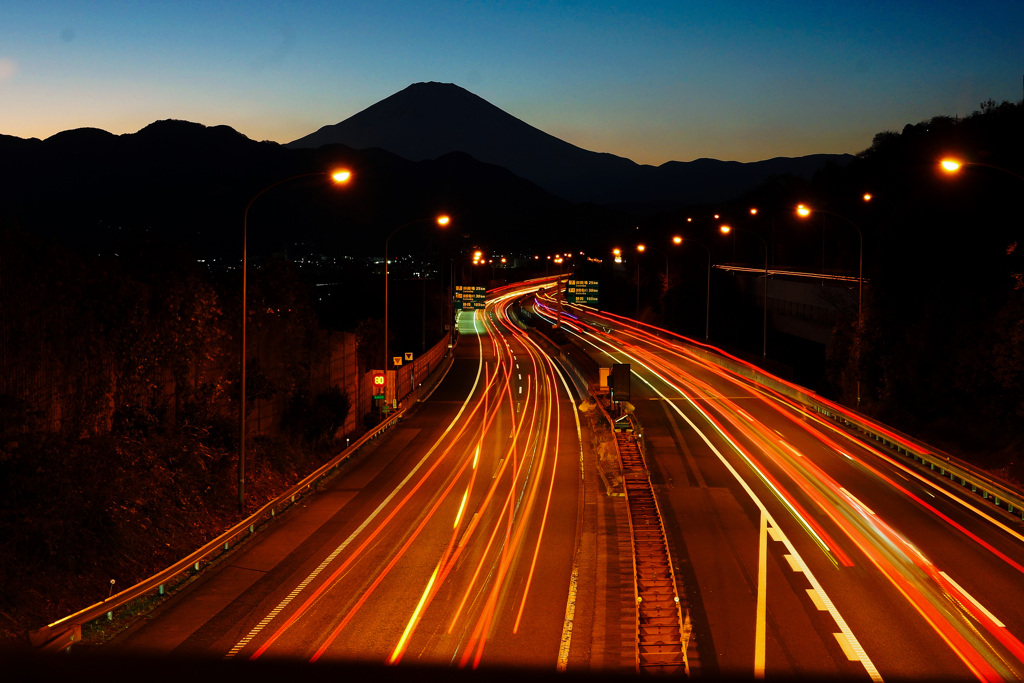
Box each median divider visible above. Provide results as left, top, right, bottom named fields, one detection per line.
left=508, top=295, right=599, bottom=399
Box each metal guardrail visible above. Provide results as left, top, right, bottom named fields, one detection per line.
left=581, top=309, right=1024, bottom=525
left=673, top=342, right=1024, bottom=523
left=31, top=406, right=409, bottom=652
left=32, top=334, right=458, bottom=652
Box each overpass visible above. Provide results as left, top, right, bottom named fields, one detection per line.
left=715, top=265, right=860, bottom=347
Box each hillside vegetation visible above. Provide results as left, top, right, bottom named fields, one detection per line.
left=671, top=99, right=1024, bottom=477
left=0, top=231, right=353, bottom=641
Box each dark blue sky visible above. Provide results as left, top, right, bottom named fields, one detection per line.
left=2, top=1, right=1021, bottom=164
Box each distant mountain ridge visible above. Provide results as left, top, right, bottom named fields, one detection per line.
left=0, top=118, right=610, bottom=256
left=288, top=82, right=852, bottom=205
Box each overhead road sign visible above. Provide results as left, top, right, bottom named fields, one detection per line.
left=566, top=279, right=599, bottom=306
left=455, top=284, right=487, bottom=310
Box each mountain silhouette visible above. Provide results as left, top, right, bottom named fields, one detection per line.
left=0, top=119, right=624, bottom=257
left=288, top=82, right=852, bottom=205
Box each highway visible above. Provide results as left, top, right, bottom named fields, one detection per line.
left=101, top=275, right=1024, bottom=681
left=110, top=281, right=588, bottom=671
left=534, top=292, right=1024, bottom=681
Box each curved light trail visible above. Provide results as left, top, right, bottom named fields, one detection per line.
left=224, top=278, right=583, bottom=670
left=536, top=290, right=1024, bottom=681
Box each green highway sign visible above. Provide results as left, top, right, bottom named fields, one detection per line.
left=566, top=279, right=599, bottom=306
left=455, top=284, right=487, bottom=310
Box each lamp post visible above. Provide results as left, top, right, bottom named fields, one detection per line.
left=720, top=224, right=768, bottom=358
left=554, top=256, right=565, bottom=327
left=669, top=234, right=682, bottom=287
left=449, top=250, right=483, bottom=345
left=635, top=243, right=646, bottom=321
left=384, top=214, right=450, bottom=374
left=239, top=169, right=351, bottom=512
left=940, top=158, right=1024, bottom=183
left=797, top=203, right=865, bottom=406
left=676, top=235, right=712, bottom=340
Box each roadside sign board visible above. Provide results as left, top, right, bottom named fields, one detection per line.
left=455, top=284, right=487, bottom=310
left=566, top=279, right=599, bottom=306
left=371, top=370, right=386, bottom=400
left=404, top=352, right=414, bottom=362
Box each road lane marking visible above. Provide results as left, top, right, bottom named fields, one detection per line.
left=839, top=487, right=876, bottom=516
left=755, top=511, right=768, bottom=678
left=940, top=571, right=1005, bottom=628
left=779, top=439, right=803, bottom=458
left=807, top=588, right=827, bottom=611
left=660, top=399, right=706, bottom=488
left=557, top=562, right=579, bottom=671
left=563, top=326, right=883, bottom=682
left=228, top=322, right=487, bottom=660
left=834, top=632, right=859, bottom=661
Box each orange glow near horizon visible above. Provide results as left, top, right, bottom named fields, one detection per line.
left=331, top=169, right=352, bottom=184
left=436, top=214, right=451, bottom=226
left=940, top=158, right=963, bottom=173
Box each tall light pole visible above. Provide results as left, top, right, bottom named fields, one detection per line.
left=720, top=224, right=768, bottom=358
left=666, top=236, right=680, bottom=291
left=554, top=256, right=565, bottom=327
left=239, top=169, right=351, bottom=512
left=635, top=243, right=646, bottom=321
left=797, top=203, right=865, bottom=406
left=384, top=214, right=450, bottom=375
left=677, top=235, right=712, bottom=340
left=449, top=250, right=483, bottom=346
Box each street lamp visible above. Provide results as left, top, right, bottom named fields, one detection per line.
left=554, top=256, right=565, bottom=327
left=940, top=157, right=1024, bottom=183
left=676, top=235, right=712, bottom=340
left=449, top=249, right=483, bottom=346
left=796, top=203, right=865, bottom=406
left=635, top=243, right=646, bottom=320
left=239, top=168, right=351, bottom=512
left=720, top=223, right=768, bottom=357
left=662, top=235, right=683, bottom=289
left=384, top=214, right=450, bottom=376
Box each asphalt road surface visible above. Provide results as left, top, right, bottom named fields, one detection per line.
left=540, top=294, right=1024, bottom=681
left=108, top=282, right=595, bottom=676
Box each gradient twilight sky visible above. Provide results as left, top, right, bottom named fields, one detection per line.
left=2, top=1, right=1022, bottom=165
